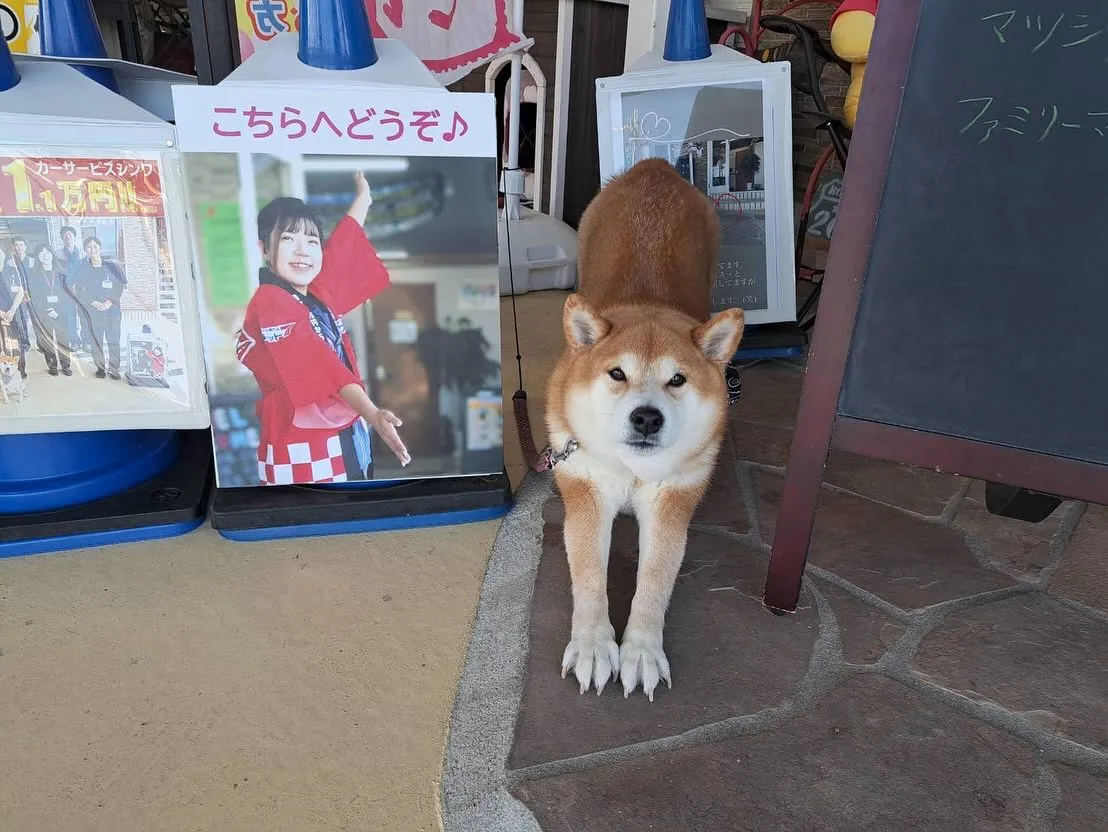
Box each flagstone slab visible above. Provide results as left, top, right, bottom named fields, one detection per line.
left=753, top=470, right=1015, bottom=609
left=511, top=675, right=1036, bottom=832
left=507, top=521, right=817, bottom=769
left=912, top=593, right=1108, bottom=753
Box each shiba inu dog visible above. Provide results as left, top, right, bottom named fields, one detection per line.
left=545, top=158, right=746, bottom=700
left=0, top=358, right=26, bottom=404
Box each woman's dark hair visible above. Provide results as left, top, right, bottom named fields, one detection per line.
left=83, top=236, right=102, bottom=250
left=256, top=197, right=323, bottom=256
left=32, top=243, right=52, bottom=260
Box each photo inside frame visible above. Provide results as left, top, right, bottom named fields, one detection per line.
left=182, top=151, right=504, bottom=489
left=618, top=83, right=770, bottom=313
left=0, top=153, right=195, bottom=423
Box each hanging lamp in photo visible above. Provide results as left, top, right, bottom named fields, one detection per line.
left=40, top=0, right=119, bottom=91
left=298, top=0, right=379, bottom=70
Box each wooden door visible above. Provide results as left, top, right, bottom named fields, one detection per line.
left=368, top=283, right=444, bottom=458
left=562, top=0, right=629, bottom=228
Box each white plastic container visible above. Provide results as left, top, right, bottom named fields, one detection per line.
left=498, top=205, right=577, bottom=295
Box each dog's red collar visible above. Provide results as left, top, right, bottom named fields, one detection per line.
left=534, top=439, right=579, bottom=472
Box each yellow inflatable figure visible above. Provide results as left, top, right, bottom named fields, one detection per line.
left=829, top=0, right=878, bottom=129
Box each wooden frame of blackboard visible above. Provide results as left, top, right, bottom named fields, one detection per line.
left=761, top=0, right=1108, bottom=614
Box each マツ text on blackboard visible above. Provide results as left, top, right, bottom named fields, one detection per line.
left=981, top=10, right=1107, bottom=51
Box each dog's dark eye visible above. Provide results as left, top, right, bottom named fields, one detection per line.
left=608, top=367, right=626, bottom=382
left=668, top=373, right=687, bottom=388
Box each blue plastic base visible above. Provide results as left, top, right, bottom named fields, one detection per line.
left=733, top=321, right=808, bottom=362
left=209, top=470, right=514, bottom=539
left=312, top=479, right=401, bottom=490
left=0, top=430, right=179, bottom=515
left=734, top=344, right=806, bottom=361
left=0, top=517, right=205, bottom=559
left=218, top=504, right=511, bottom=542
left=0, top=430, right=212, bottom=558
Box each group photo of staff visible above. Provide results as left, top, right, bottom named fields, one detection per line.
left=0, top=213, right=191, bottom=418
left=0, top=226, right=126, bottom=382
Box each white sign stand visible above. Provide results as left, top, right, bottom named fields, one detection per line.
left=0, top=56, right=209, bottom=433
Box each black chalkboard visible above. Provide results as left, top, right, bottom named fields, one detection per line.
left=837, top=1, right=1108, bottom=466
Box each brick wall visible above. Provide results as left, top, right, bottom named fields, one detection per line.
left=755, top=0, right=851, bottom=197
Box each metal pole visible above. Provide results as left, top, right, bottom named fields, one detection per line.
left=503, top=0, right=526, bottom=221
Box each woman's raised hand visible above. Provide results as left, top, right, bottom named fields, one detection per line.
left=347, top=170, right=374, bottom=225
left=354, top=170, right=372, bottom=205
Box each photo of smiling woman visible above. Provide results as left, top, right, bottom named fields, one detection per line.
left=234, top=170, right=411, bottom=485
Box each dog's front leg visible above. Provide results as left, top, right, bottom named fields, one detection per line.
left=558, top=473, right=620, bottom=695
left=622, top=483, right=703, bottom=700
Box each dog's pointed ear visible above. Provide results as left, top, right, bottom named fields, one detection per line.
left=563, top=293, right=610, bottom=349
left=693, top=308, right=745, bottom=366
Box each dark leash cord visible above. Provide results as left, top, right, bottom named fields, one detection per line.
left=500, top=164, right=545, bottom=472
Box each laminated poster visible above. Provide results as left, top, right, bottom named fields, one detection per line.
left=615, top=84, right=771, bottom=313
left=0, top=151, right=202, bottom=429
left=172, top=84, right=505, bottom=488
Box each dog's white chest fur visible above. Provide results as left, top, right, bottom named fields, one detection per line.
left=555, top=440, right=716, bottom=513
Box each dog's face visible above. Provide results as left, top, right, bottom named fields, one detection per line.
left=0, top=361, right=18, bottom=387
left=559, top=294, right=744, bottom=475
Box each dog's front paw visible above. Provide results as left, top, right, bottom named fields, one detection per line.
left=620, top=628, right=672, bottom=701
left=561, top=624, right=620, bottom=695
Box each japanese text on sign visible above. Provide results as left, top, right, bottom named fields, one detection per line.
left=958, top=98, right=1103, bottom=143
left=0, top=157, right=164, bottom=218
left=172, top=87, right=496, bottom=158
left=211, top=105, right=469, bottom=143
left=981, top=11, right=1106, bottom=51
left=243, top=0, right=477, bottom=40
left=245, top=0, right=297, bottom=41
left=961, top=9, right=1108, bottom=144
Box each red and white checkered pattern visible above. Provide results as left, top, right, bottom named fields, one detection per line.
left=258, top=434, right=348, bottom=485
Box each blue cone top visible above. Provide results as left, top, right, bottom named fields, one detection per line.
left=663, top=0, right=711, bottom=62
left=40, top=0, right=119, bottom=90
left=0, top=35, right=19, bottom=92
left=298, top=0, right=379, bottom=71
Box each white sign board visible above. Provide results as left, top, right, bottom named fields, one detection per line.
left=173, top=85, right=504, bottom=488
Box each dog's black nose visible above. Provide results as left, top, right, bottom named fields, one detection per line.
left=629, top=406, right=664, bottom=437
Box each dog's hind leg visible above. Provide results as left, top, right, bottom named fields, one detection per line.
left=558, top=474, right=621, bottom=695
left=622, top=481, right=706, bottom=700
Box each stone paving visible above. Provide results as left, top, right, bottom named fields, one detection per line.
left=441, top=358, right=1108, bottom=832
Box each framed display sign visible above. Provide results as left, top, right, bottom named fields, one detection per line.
left=595, top=54, right=796, bottom=326
left=172, top=84, right=505, bottom=488
left=0, top=146, right=209, bottom=433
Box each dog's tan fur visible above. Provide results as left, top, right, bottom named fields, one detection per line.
left=546, top=159, right=745, bottom=699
